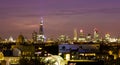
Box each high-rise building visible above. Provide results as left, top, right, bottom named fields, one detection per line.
left=105, top=33, right=110, bottom=41
left=78, top=29, right=86, bottom=42
left=37, top=17, right=46, bottom=43
left=58, top=35, right=68, bottom=43
left=39, top=17, right=44, bottom=35
left=73, top=29, right=77, bottom=41
left=86, top=33, right=92, bottom=42
left=93, top=28, right=99, bottom=42
left=32, top=30, right=37, bottom=43
left=79, top=29, right=84, bottom=37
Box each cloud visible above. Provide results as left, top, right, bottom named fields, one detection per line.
left=55, top=8, right=120, bottom=15
left=12, top=8, right=120, bottom=18
left=90, top=8, right=120, bottom=14
left=12, top=21, right=38, bottom=29
left=15, top=14, right=43, bottom=18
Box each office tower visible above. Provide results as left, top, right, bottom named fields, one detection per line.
left=37, top=17, right=46, bottom=43
left=78, top=29, right=86, bottom=42
left=32, top=30, right=37, bottom=43
left=39, top=17, right=44, bottom=35
left=73, top=29, right=77, bottom=41
left=105, top=33, right=110, bottom=41
left=93, top=28, right=99, bottom=42
left=79, top=29, right=84, bottom=37
left=86, top=33, right=92, bottom=42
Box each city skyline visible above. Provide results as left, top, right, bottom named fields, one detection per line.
left=0, top=0, right=120, bottom=39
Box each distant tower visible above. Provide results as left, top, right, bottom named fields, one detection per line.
left=105, top=33, right=110, bottom=42
left=73, top=29, right=77, bottom=41
left=32, top=30, right=37, bottom=43
left=39, top=17, right=44, bottom=35
left=37, top=17, right=46, bottom=43
left=78, top=29, right=86, bottom=42
left=86, top=33, right=92, bottom=42
left=79, top=29, right=84, bottom=37
left=93, top=28, right=99, bottom=42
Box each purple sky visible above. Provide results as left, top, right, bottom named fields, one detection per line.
left=0, top=0, right=120, bottom=39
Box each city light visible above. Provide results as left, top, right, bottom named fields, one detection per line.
left=0, top=0, right=120, bottom=65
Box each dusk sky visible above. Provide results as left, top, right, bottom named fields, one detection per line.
left=0, top=0, right=120, bottom=39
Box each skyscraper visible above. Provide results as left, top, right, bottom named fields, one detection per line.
left=86, top=33, right=92, bottom=42
left=39, top=17, right=44, bottom=35
left=93, top=28, right=99, bottom=42
left=32, top=30, right=37, bottom=43
left=73, top=29, right=77, bottom=41
left=79, top=29, right=84, bottom=38
left=105, top=33, right=110, bottom=40
left=78, top=29, right=86, bottom=42
left=37, top=17, right=46, bottom=43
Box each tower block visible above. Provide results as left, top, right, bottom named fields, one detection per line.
left=37, top=17, right=46, bottom=43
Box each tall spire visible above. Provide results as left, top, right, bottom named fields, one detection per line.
left=37, top=17, right=46, bottom=43
left=40, top=17, right=43, bottom=24
left=39, top=17, right=44, bottom=35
